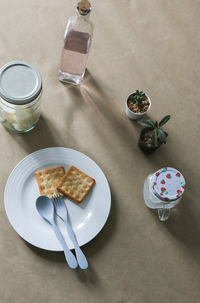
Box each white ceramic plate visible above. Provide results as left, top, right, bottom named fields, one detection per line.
left=4, top=147, right=111, bottom=251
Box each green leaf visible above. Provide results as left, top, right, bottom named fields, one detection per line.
left=128, top=95, right=135, bottom=102
left=152, top=129, right=158, bottom=146
left=155, top=121, right=158, bottom=128
left=158, top=128, right=166, bottom=144
left=137, top=119, right=155, bottom=128
left=159, top=115, right=171, bottom=127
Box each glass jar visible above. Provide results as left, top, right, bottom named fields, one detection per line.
left=143, top=167, right=186, bottom=221
left=0, top=61, right=42, bottom=133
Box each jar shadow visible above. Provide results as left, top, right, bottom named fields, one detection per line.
left=147, top=190, right=200, bottom=261
left=164, top=193, right=200, bottom=256
left=5, top=114, right=78, bottom=154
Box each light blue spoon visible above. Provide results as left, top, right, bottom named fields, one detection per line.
left=36, top=195, right=78, bottom=269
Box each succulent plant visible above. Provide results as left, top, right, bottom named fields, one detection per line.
left=137, top=115, right=171, bottom=147
left=128, top=90, right=147, bottom=107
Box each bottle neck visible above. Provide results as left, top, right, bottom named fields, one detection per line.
left=76, top=9, right=90, bottom=21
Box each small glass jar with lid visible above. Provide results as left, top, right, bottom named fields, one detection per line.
left=0, top=61, right=42, bottom=133
left=143, top=167, right=186, bottom=221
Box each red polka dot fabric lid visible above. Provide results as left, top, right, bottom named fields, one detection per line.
left=152, top=167, right=186, bottom=202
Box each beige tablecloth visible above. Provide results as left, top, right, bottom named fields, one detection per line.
left=0, top=0, right=200, bottom=302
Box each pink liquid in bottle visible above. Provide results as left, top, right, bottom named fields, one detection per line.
left=59, top=29, right=91, bottom=85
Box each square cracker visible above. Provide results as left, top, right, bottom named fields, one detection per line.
left=57, top=166, right=95, bottom=203
left=35, top=166, right=65, bottom=197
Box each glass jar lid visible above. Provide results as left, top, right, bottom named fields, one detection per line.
left=0, top=61, right=42, bottom=105
left=152, top=167, right=186, bottom=201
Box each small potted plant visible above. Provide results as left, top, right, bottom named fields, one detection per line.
left=137, top=115, right=171, bottom=153
left=125, top=90, right=151, bottom=120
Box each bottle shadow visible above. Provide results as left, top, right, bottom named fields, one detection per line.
left=64, top=70, right=143, bottom=156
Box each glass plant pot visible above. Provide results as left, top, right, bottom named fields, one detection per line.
left=0, top=61, right=42, bottom=133
left=143, top=167, right=186, bottom=221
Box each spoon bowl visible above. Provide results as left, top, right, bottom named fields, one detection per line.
left=36, top=195, right=54, bottom=224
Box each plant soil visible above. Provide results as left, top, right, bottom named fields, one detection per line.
left=127, top=93, right=149, bottom=113
left=143, top=130, right=154, bottom=147
left=138, top=128, right=161, bottom=154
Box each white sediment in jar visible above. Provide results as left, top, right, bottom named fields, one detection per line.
left=0, top=95, right=41, bottom=132
left=0, top=61, right=42, bottom=133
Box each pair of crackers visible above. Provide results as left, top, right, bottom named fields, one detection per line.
left=35, top=165, right=95, bottom=203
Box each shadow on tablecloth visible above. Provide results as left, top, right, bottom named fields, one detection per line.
left=22, top=189, right=117, bottom=285
left=5, top=114, right=78, bottom=154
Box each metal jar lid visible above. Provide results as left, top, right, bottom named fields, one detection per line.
left=151, top=167, right=186, bottom=201
left=0, top=61, right=42, bottom=105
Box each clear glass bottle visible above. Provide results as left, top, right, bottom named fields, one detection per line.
left=59, top=0, right=93, bottom=85
left=0, top=61, right=42, bottom=133
left=143, top=167, right=186, bottom=221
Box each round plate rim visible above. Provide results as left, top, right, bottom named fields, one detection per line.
left=4, top=147, right=111, bottom=251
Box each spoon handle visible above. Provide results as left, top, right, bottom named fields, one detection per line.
left=64, top=220, right=88, bottom=270
left=52, top=221, right=78, bottom=269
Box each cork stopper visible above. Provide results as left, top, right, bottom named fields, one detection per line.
left=77, top=0, right=91, bottom=15
left=79, top=0, right=91, bottom=12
